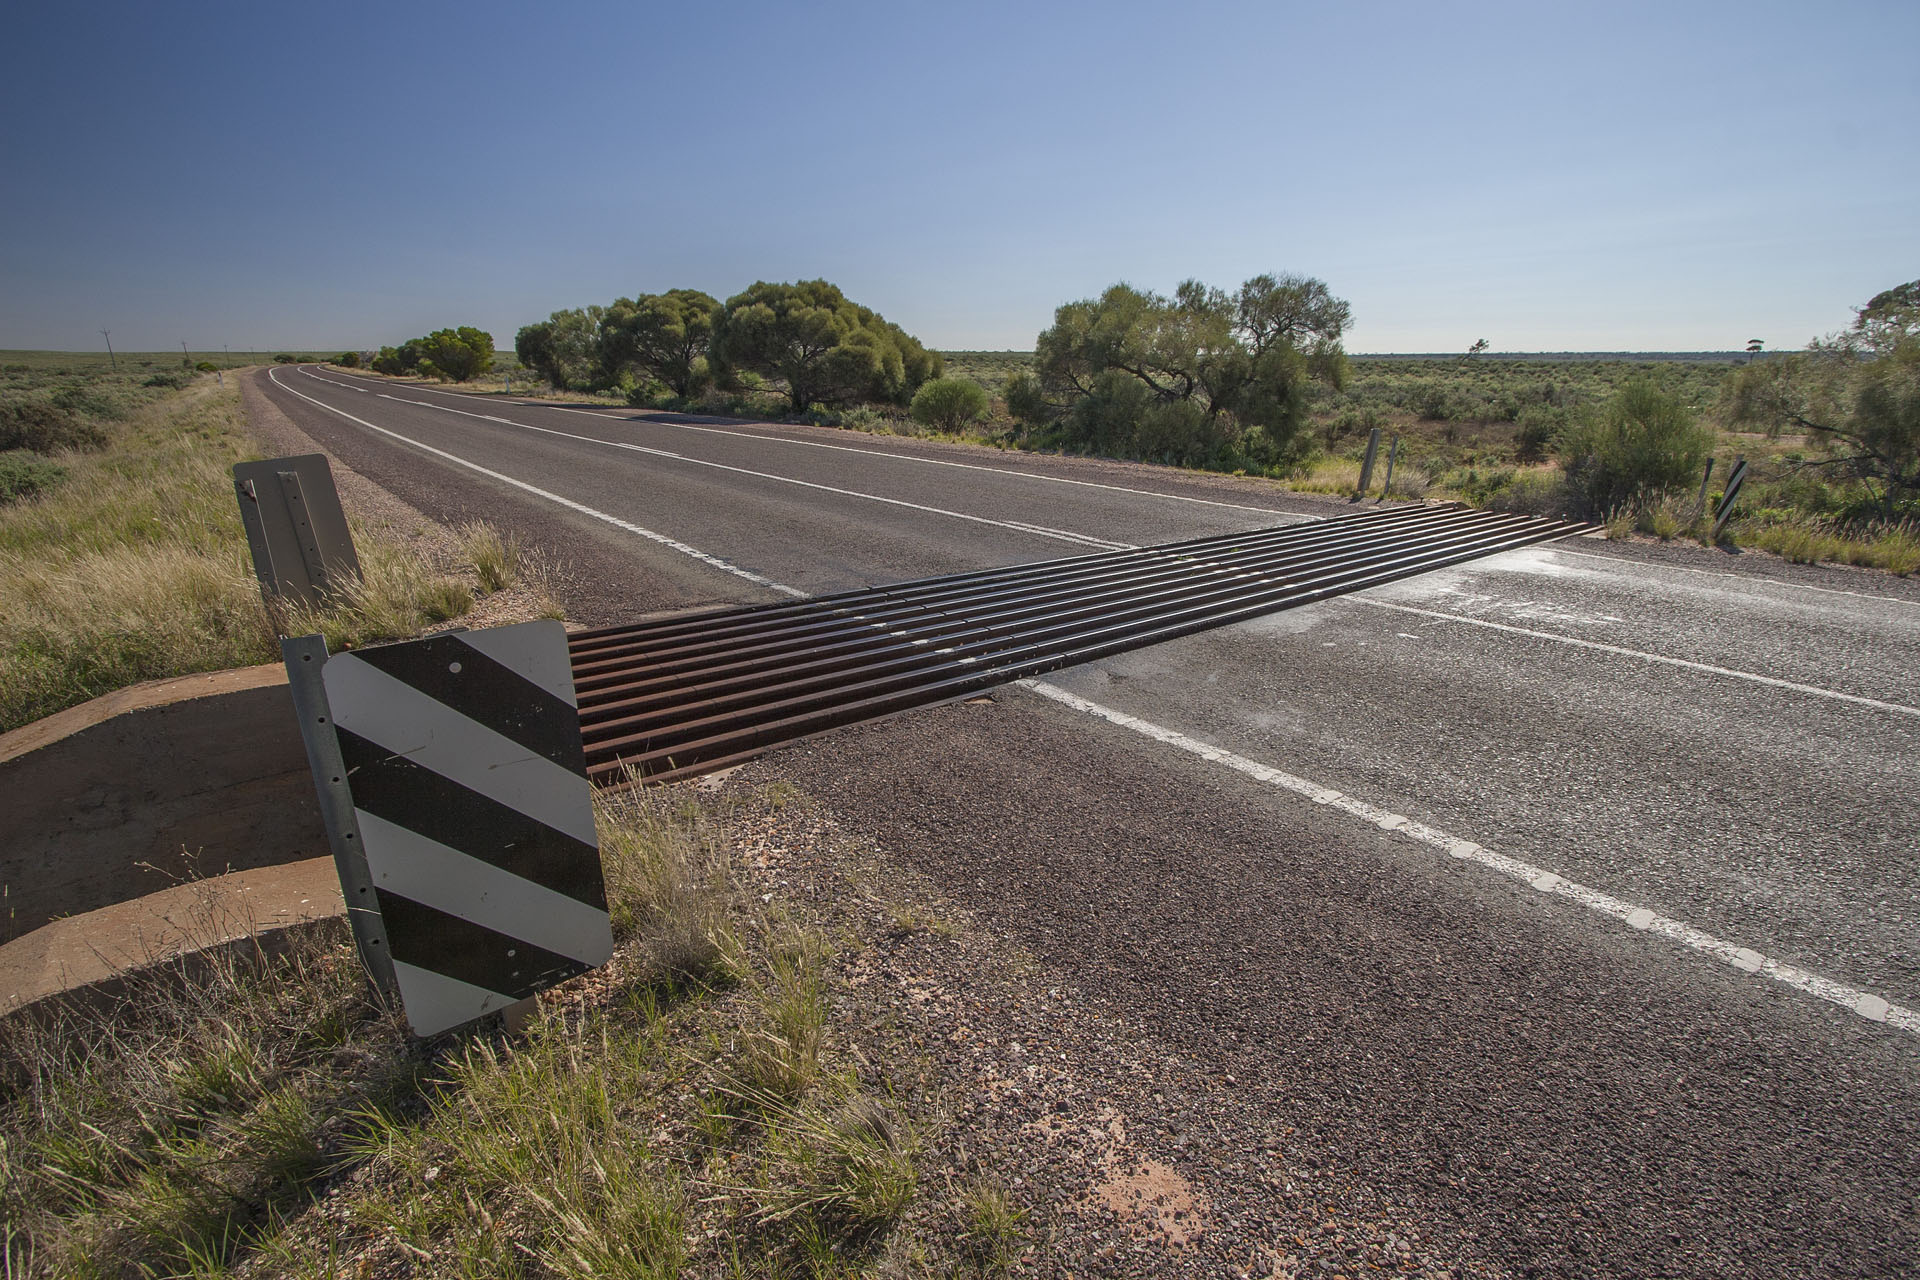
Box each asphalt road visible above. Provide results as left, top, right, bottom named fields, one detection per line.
left=257, top=365, right=1920, bottom=1277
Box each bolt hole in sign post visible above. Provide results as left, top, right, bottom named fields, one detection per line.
left=320, top=619, right=612, bottom=1036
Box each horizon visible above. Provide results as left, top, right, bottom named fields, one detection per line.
left=3, top=2, right=1913, bottom=355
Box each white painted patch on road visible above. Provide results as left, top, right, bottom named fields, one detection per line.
left=1346, top=597, right=1920, bottom=720
left=268, top=369, right=802, bottom=598
left=1018, top=678, right=1920, bottom=1038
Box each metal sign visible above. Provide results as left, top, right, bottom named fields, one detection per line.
left=233, top=454, right=360, bottom=609
left=288, top=620, right=612, bottom=1036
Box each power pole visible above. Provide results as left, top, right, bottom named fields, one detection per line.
left=101, top=329, right=116, bottom=370
left=181, top=340, right=190, bottom=366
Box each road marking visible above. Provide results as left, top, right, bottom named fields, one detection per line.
left=296, top=368, right=1917, bottom=718
left=1554, top=546, right=1920, bottom=611
left=311, top=368, right=1920, bottom=610
left=305, top=366, right=1303, bottom=517
left=299, top=368, right=1130, bottom=551
left=276, top=368, right=1914, bottom=1038
left=1018, top=679, right=1920, bottom=1037
left=267, top=369, right=803, bottom=598
left=1346, top=597, right=1920, bottom=719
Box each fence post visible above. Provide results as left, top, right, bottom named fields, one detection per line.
left=1356, top=428, right=1382, bottom=500
left=1712, top=457, right=1749, bottom=542
left=1381, top=435, right=1401, bottom=500
left=1693, top=458, right=1715, bottom=521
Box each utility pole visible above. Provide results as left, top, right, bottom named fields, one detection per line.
left=101, top=329, right=116, bottom=370
left=181, top=340, right=190, bottom=366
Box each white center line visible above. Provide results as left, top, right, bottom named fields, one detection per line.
left=310, top=366, right=1304, bottom=517
left=1019, top=679, right=1917, bottom=1036
left=271, top=367, right=1912, bottom=1037
left=302, top=368, right=1131, bottom=551
left=268, top=369, right=804, bottom=598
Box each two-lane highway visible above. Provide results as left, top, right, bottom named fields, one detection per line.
left=254, top=364, right=1920, bottom=1276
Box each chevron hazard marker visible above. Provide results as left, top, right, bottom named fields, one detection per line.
left=317, top=620, right=612, bottom=1036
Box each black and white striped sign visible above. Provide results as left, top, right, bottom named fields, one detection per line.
left=321, top=620, right=612, bottom=1036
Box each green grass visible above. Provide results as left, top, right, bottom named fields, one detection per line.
left=0, top=787, right=944, bottom=1278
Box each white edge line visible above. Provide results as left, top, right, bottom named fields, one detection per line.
left=1017, top=678, right=1919, bottom=1036
left=1348, top=597, right=1920, bottom=719
left=267, top=368, right=805, bottom=598
left=277, top=366, right=1915, bottom=1037
left=1554, top=545, right=1920, bottom=611
left=302, top=368, right=1132, bottom=552
left=310, top=366, right=1304, bottom=517
left=314, top=367, right=1920, bottom=612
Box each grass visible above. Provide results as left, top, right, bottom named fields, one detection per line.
left=0, top=366, right=541, bottom=732
left=1734, top=515, right=1920, bottom=575
left=0, top=787, right=945, bottom=1278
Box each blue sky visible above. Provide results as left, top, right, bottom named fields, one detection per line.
left=2, top=1, right=1913, bottom=354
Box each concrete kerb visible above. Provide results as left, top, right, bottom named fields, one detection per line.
left=0, top=666, right=345, bottom=1020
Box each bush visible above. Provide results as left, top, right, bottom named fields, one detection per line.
left=0, top=450, right=66, bottom=503
left=273, top=353, right=299, bottom=363
left=143, top=371, right=192, bottom=389
left=1556, top=380, right=1714, bottom=518
left=336, top=351, right=362, bottom=368
left=910, top=377, right=989, bottom=433
left=0, top=400, right=107, bottom=452
left=1003, top=371, right=1048, bottom=427
left=194, top=361, right=218, bottom=373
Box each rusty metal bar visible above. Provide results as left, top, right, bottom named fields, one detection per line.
left=569, top=504, right=1588, bottom=787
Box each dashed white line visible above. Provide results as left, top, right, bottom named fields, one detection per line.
left=298, top=369, right=1910, bottom=718
left=273, top=366, right=1913, bottom=1037
left=1347, top=596, right=1920, bottom=719
left=302, top=368, right=1130, bottom=551
left=307, top=366, right=1303, bottom=517
left=268, top=369, right=802, bottom=597
left=315, top=369, right=1920, bottom=611
left=1018, top=679, right=1919, bottom=1036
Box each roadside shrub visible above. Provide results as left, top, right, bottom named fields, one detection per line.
left=1514, top=405, right=1567, bottom=462
left=0, top=400, right=106, bottom=452
left=273, top=353, right=299, bottom=363
left=1556, top=380, right=1714, bottom=518
left=1003, top=370, right=1049, bottom=427
left=194, top=361, right=218, bottom=373
left=0, top=450, right=66, bottom=503
left=1485, top=467, right=1572, bottom=516
left=143, top=370, right=192, bottom=389
left=336, top=351, right=362, bottom=368
left=910, top=377, right=989, bottom=433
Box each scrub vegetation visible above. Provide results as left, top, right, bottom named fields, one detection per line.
left=0, top=357, right=543, bottom=732
left=370, top=327, right=496, bottom=382
left=0, top=787, right=949, bottom=1278
left=331, top=276, right=1920, bottom=574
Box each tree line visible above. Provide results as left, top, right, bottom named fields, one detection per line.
left=514, top=281, right=942, bottom=413
left=355, top=271, right=1915, bottom=525
left=365, top=328, right=496, bottom=382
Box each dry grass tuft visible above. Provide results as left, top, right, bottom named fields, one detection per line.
left=456, top=520, right=521, bottom=593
